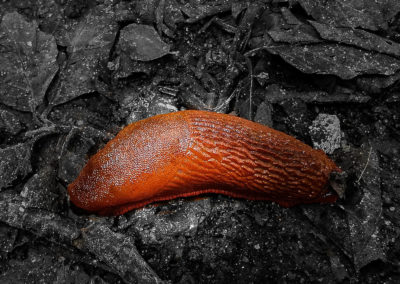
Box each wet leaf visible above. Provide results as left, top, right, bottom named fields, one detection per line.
left=356, top=71, right=400, bottom=95
left=0, top=109, right=22, bottom=136
left=300, top=145, right=385, bottom=270
left=21, top=167, right=60, bottom=212
left=0, top=192, right=79, bottom=244
left=82, top=224, right=163, bottom=283
left=0, top=224, right=18, bottom=254
left=163, top=0, right=185, bottom=31
left=127, top=198, right=211, bottom=245
left=131, top=0, right=159, bottom=23
left=310, top=21, right=400, bottom=58
left=181, top=2, right=231, bottom=23
left=262, top=8, right=321, bottom=44
left=0, top=143, right=32, bottom=190
left=58, top=126, right=108, bottom=184
left=261, top=84, right=371, bottom=104
left=118, top=24, right=170, bottom=62
left=298, top=0, right=400, bottom=31
left=112, top=56, right=155, bottom=79
left=0, top=12, right=58, bottom=112
left=49, top=6, right=118, bottom=106
left=267, top=28, right=321, bottom=44
left=266, top=44, right=400, bottom=80
left=0, top=248, right=82, bottom=283
left=346, top=145, right=385, bottom=269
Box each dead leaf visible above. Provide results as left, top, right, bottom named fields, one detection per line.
left=49, top=6, right=118, bottom=106
left=0, top=12, right=58, bottom=112
left=0, top=142, right=32, bottom=190
left=347, top=145, right=386, bottom=269
left=266, top=44, right=400, bottom=80
left=298, top=0, right=400, bottom=31
left=118, top=24, right=170, bottom=62
left=310, top=21, right=400, bottom=58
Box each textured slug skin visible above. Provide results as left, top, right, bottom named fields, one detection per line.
left=68, top=110, right=341, bottom=216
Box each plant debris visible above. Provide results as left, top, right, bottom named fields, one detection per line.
left=119, top=24, right=170, bottom=62
left=0, top=143, right=32, bottom=190
left=0, top=12, right=58, bottom=112
left=265, top=44, right=400, bottom=80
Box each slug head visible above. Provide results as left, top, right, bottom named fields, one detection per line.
left=67, top=113, right=190, bottom=214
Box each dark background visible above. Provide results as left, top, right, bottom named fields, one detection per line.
left=0, top=0, right=399, bottom=283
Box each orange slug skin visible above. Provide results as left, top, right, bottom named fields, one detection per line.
left=68, top=110, right=341, bottom=216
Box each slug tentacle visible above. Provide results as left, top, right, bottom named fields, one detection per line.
left=68, top=110, right=341, bottom=216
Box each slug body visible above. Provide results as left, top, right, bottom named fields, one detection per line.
left=68, top=110, right=341, bottom=215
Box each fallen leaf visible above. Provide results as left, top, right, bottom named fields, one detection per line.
left=118, top=24, right=170, bottom=62
left=163, top=0, right=185, bottom=31
left=266, top=44, right=400, bottom=80
left=0, top=109, right=22, bottom=135
left=267, top=8, right=321, bottom=43
left=347, top=145, right=386, bottom=269
left=181, top=2, right=231, bottom=23
left=267, top=28, right=321, bottom=44
left=0, top=143, right=32, bottom=190
left=0, top=12, right=58, bottom=112
left=82, top=225, right=163, bottom=283
left=310, top=21, right=400, bottom=58
left=49, top=6, right=118, bottom=106
left=297, top=0, right=400, bottom=31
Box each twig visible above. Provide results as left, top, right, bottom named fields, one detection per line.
left=214, top=84, right=240, bottom=112
left=357, top=146, right=373, bottom=183
left=245, top=56, right=253, bottom=120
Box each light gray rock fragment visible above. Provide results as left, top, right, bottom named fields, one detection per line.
left=309, top=113, right=341, bottom=154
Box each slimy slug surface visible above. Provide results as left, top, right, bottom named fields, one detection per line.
left=68, top=110, right=341, bottom=216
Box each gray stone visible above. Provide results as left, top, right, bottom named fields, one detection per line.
left=309, top=113, right=341, bottom=154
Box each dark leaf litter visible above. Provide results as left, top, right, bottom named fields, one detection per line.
left=0, top=12, right=58, bottom=112
left=0, top=0, right=400, bottom=283
left=49, top=4, right=118, bottom=107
